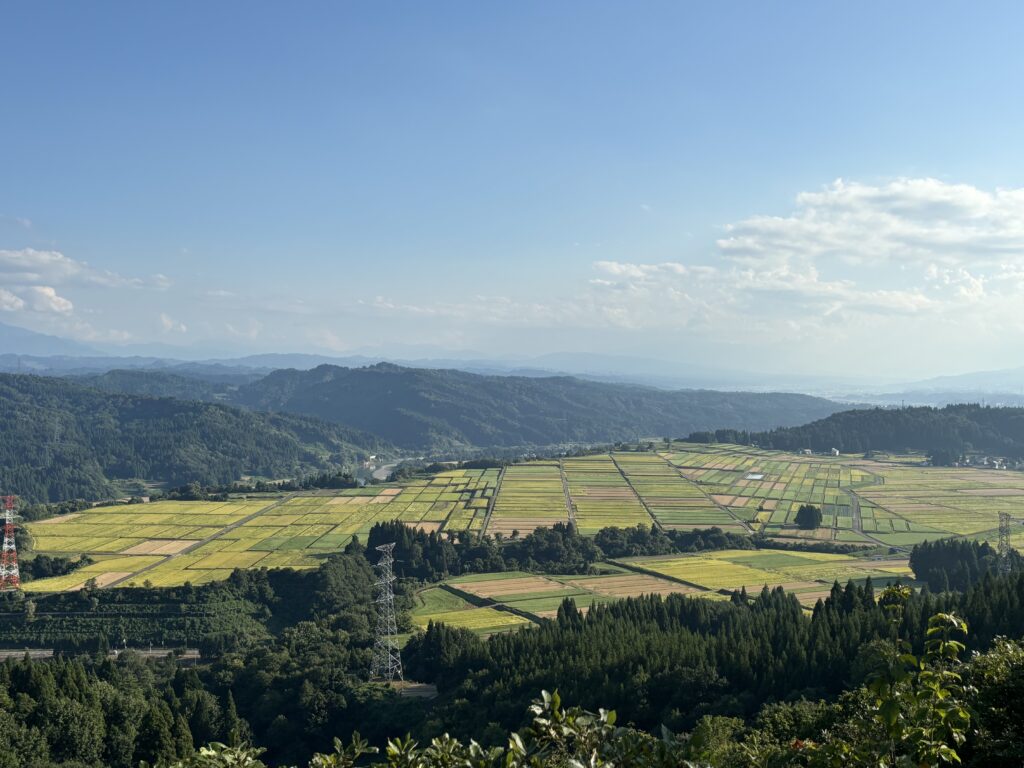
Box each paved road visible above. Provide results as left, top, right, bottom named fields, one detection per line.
left=372, top=462, right=398, bottom=481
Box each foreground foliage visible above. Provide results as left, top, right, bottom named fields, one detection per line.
left=160, top=611, right=1015, bottom=767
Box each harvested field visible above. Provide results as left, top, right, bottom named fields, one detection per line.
left=33, top=513, right=82, bottom=525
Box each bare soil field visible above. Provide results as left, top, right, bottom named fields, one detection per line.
left=34, top=514, right=82, bottom=525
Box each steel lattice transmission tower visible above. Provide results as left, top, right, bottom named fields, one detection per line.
left=371, top=543, right=403, bottom=682
left=1, top=495, right=20, bottom=592
left=998, top=512, right=1013, bottom=575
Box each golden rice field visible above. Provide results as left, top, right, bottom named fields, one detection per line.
left=624, top=548, right=913, bottom=606
left=24, top=469, right=498, bottom=592
left=562, top=455, right=651, bottom=534
left=487, top=463, right=568, bottom=536
left=21, top=445, right=1024, bottom=594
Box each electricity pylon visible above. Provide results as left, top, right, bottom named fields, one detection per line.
left=0, top=495, right=21, bottom=592
left=998, top=512, right=1012, bottom=575
left=371, top=543, right=403, bottom=682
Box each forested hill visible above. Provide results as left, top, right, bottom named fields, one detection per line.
left=78, top=369, right=230, bottom=400
left=0, top=373, right=390, bottom=502
left=714, top=404, right=1024, bottom=458
left=232, top=363, right=845, bottom=450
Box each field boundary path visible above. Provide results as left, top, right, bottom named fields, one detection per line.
left=654, top=453, right=754, bottom=534
left=102, top=493, right=300, bottom=588
left=608, top=454, right=665, bottom=532
left=558, top=460, right=577, bottom=528
left=479, top=467, right=505, bottom=538
left=844, top=487, right=912, bottom=552
left=847, top=490, right=864, bottom=533
left=608, top=557, right=714, bottom=594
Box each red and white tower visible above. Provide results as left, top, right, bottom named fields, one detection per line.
left=0, top=495, right=20, bottom=592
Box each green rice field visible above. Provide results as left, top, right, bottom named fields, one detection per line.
left=621, top=548, right=913, bottom=607
left=22, top=445, right=1024, bottom=593
left=24, top=469, right=498, bottom=591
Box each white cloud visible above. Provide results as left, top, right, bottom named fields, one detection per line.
left=0, top=248, right=163, bottom=289
left=26, top=286, right=73, bottom=314
left=585, top=178, right=1024, bottom=329
left=0, top=288, right=25, bottom=311
left=159, top=312, right=188, bottom=333
left=225, top=318, right=262, bottom=339
left=718, top=178, right=1024, bottom=269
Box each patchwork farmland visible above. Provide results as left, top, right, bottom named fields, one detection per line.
left=661, top=444, right=1024, bottom=548
left=24, top=469, right=498, bottom=591
left=412, top=566, right=692, bottom=634
left=22, top=445, right=1024, bottom=597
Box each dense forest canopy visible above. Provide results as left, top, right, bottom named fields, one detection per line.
left=2, top=553, right=1023, bottom=767
left=695, top=403, right=1024, bottom=458
left=77, top=370, right=231, bottom=401
left=0, top=374, right=390, bottom=502
left=230, top=363, right=845, bottom=450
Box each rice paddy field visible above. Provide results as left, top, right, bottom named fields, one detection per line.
left=621, top=548, right=913, bottom=607
left=411, top=586, right=533, bottom=636
left=661, top=444, right=1024, bottom=548
left=418, top=567, right=691, bottom=631
left=614, top=452, right=740, bottom=531
left=487, top=463, right=568, bottom=536
left=22, top=445, right=1024, bottom=594
left=562, top=455, right=650, bottom=534
left=24, top=469, right=499, bottom=591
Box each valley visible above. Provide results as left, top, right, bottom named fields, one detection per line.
left=22, top=445, right=1024, bottom=636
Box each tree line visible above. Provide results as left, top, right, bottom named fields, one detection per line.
left=690, top=403, right=1024, bottom=458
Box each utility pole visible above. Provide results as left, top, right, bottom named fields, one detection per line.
left=0, top=495, right=21, bottom=592
left=371, top=543, right=403, bottom=682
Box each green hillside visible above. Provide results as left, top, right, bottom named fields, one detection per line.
left=0, top=373, right=390, bottom=502
left=703, top=403, right=1024, bottom=459
left=234, top=363, right=846, bottom=450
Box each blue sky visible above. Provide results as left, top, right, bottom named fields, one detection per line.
left=3, top=2, right=1024, bottom=377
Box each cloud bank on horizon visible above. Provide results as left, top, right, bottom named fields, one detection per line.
left=2, top=177, right=1023, bottom=377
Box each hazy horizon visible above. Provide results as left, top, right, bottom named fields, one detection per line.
left=4, top=3, right=1024, bottom=380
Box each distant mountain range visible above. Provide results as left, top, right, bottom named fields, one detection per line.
left=4, top=319, right=1024, bottom=404
left=0, top=321, right=99, bottom=357
left=898, top=367, right=1024, bottom=395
